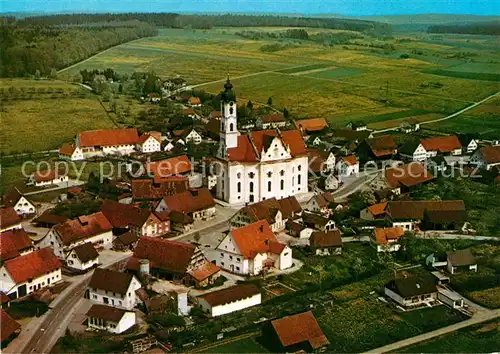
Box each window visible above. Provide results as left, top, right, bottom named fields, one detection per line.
left=268, top=181, right=272, bottom=192
left=237, top=258, right=241, bottom=262
left=236, top=266, right=240, bottom=271
left=237, top=182, right=241, bottom=193
left=237, top=172, right=241, bottom=179
left=298, top=175, right=301, bottom=184
left=249, top=182, right=254, bottom=193
left=230, top=123, right=234, bottom=131
left=267, top=171, right=272, bottom=178
left=280, top=180, right=284, bottom=190
left=249, top=172, right=255, bottom=178
left=229, top=255, right=233, bottom=260
left=280, top=170, right=285, bottom=176
left=298, top=165, right=302, bottom=171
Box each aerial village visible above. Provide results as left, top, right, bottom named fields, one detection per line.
left=1, top=78, right=500, bottom=353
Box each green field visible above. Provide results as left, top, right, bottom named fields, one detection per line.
left=394, top=319, right=500, bottom=353
left=275, top=63, right=332, bottom=74
left=426, top=114, right=500, bottom=139
left=305, top=67, right=365, bottom=79
left=202, top=336, right=269, bottom=353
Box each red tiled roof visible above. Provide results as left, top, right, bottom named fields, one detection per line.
left=189, top=97, right=201, bottom=105
left=251, top=130, right=307, bottom=157
left=308, top=149, right=327, bottom=173
left=385, top=163, right=434, bottom=188
left=4, top=248, right=61, bottom=284
left=386, top=200, right=466, bottom=221
left=240, top=197, right=301, bottom=224
left=367, top=202, right=387, bottom=217
left=132, top=177, right=188, bottom=200
left=128, top=237, right=196, bottom=274
left=160, top=188, right=215, bottom=214
left=78, top=128, right=139, bottom=147
left=310, top=230, right=342, bottom=248
left=366, top=135, right=397, bottom=157
left=259, top=114, right=285, bottom=123
left=33, top=211, right=68, bottom=226
left=420, top=135, right=461, bottom=153
left=59, top=143, right=77, bottom=155
left=86, top=304, right=129, bottom=322
left=33, top=169, right=67, bottom=183
left=137, top=133, right=161, bottom=145
left=53, top=212, right=112, bottom=246
left=227, top=135, right=258, bottom=162
left=146, top=155, right=192, bottom=177
left=101, top=199, right=156, bottom=228
left=374, top=227, right=405, bottom=245
left=188, top=262, right=220, bottom=281
left=294, top=118, right=329, bottom=133
left=0, top=207, right=21, bottom=230
left=478, top=145, right=500, bottom=164
left=311, top=192, right=335, bottom=208
left=1, top=309, right=21, bottom=342
left=343, top=155, right=358, bottom=166
left=271, top=311, right=329, bottom=350
left=0, top=229, right=33, bottom=262
left=72, top=242, right=99, bottom=263
left=229, top=220, right=286, bottom=259
left=89, top=268, right=135, bottom=294
left=183, top=108, right=195, bottom=115
left=200, top=284, right=260, bottom=307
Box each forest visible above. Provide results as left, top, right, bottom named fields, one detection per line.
left=427, top=21, right=500, bottom=35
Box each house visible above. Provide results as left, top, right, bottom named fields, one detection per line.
left=398, top=140, right=427, bottom=162
left=155, top=188, right=216, bottom=221
left=168, top=210, right=195, bottom=233
left=216, top=220, right=292, bottom=276
left=384, top=163, right=435, bottom=194
left=330, top=129, right=373, bottom=145
left=209, top=110, right=222, bottom=120
left=301, top=212, right=336, bottom=232
left=325, top=173, right=340, bottom=191
left=28, top=169, right=69, bottom=187
left=0, top=207, right=22, bottom=232
left=360, top=202, right=387, bottom=221
left=447, top=249, right=477, bottom=274
left=86, top=304, right=136, bottom=334
left=145, top=155, right=192, bottom=178
left=172, top=128, right=203, bottom=145
left=268, top=311, right=329, bottom=352
left=101, top=199, right=170, bottom=237
left=230, top=196, right=302, bottom=232
left=88, top=268, right=142, bottom=310
left=399, top=118, right=420, bottom=133
left=308, top=149, right=336, bottom=174
left=38, top=211, right=113, bottom=260
left=305, top=192, right=335, bottom=217
left=345, top=120, right=367, bottom=131
left=2, top=187, right=37, bottom=216
left=183, top=108, right=198, bottom=118
left=65, top=242, right=99, bottom=271
left=294, top=118, right=328, bottom=135
left=427, top=155, right=448, bottom=172
left=1, top=309, right=21, bottom=345
left=136, top=132, right=162, bottom=153
left=255, top=114, right=287, bottom=129
left=384, top=274, right=438, bottom=308
left=131, top=177, right=188, bottom=201
left=437, top=288, right=464, bottom=309
left=76, top=128, right=140, bottom=158
left=112, top=232, right=139, bottom=251
left=336, top=155, right=359, bottom=177
left=0, top=228, right=34, bottom=262
left=0, top=248, right=62, bottom=299
left=371, top=227, right=405, bottom=252
left=33, top=211, right=69, bottom=228
left=126, top=237, right=220, bottom=287
left=59, top=143, right=84, bottom=161
left=286, top=220, right=313, bottom=239
left=420, top=135, right=462, bottom=158
left=188, top=96, right=201, bottom=107
left=197, top=284, right=261, bottom=317
left=471, top=145, right=500, bottom=171
left=357, top=135, right=397, bottom=162
left=146, top=92, right=161, bottom=103
left=309, top=230, right=342, bottom=256
left=458, top=135, right=479, bottom=154
left=385, top=200, right=467, bottom=231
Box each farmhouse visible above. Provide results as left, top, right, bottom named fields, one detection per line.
left=384, top=274, right=438, bottom=308
left=59, top=143, right=84, bottom=161
left=131, top=177, right=188, bottom=200
left=471, top=145, right=500, bottom=170
left=301, top=212, right=336, bottom=232
left=188, top=96, right=201, bottom=107
left=371, top=227, right=405, bottom=253
left=446, top=249, right=477, bottom=274
left=0, top=207, right=22, bottom=232
left=197, top=284, right=261, bottom=317
left=0, top=248, right=62, bottom=299
left=420, top=135, right=462, bottom=158
left=345, top=120, right=367, bottom=131
left=76, top=128, right=140, bottom=158
left=357, top=135, right=397, bottom=161
left=268, top=311, right=329, bottom=352
left=256, top=114, right=287, bottom=129
left=86, top=304, right=136, bottom=334
left=28, top=169, right=69, bottom=187
left=384, top=163, right=435, bottom=193
left=136, top=132, right=162, bottom=153
left=145, top=155, right=192, bottom=178
left=398, top=140, right=427, bottom=162
left=0, top=228, right=34, bottom=262
left=399, top=118, right=420, bottom=133
left=126, top=237, right=220, bottom=287
left=216, top=220, right=292, bottom=276
left=155, top=188, right=216, bottom=221
left=33, top=211, right=69, bottom=228
left=1, top=309, right=21, bottom=345
left=360, top=202, right=387, bottom=221
left=230, top=196, right=302, bottom=232
left=458, top=135, right=479, bottom=154
left=308, top=149, right=336, bottom=173
left=112, top=232, right=139, bottom=251
left=325, top=173, right=340, bottom=191
left=172, top=128, right=203, bottom=145
left=2, top=187, right=37, bottom=216
left=38, top=211, right=113, bottom=259
left=385, top=200, right=466, bottom=231
left=309, top=230, right=342, bottom=256
left=294, top=118, right=329, bottom=135
left=88, top=268, right=142, bottom=310
left=65, top=242, right=99, bottom=271
left=305, top=192, right=335, bottom=217
left=336, top=155, right=359, bottom=177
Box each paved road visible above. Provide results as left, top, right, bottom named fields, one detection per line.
left=374, top=90, right=500, bottom=134
left=331, top=170, right=380, bottom=200
left=364, top=309, right=500, bottom=353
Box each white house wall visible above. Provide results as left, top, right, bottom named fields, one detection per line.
left=199, top=293, right=262, bottom=317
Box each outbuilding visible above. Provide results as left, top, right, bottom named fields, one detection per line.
left=197, top=284, right=261, bottom=317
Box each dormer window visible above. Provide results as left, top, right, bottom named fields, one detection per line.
left=267, top=171, right=272, bottom=178
left=249, top=172, right=255, bottom=178
left=237, top=172, right=241, bottom=179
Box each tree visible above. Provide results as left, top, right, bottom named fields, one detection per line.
left=283, top=107, right=290, bottom=119
left=247, top=100, right=253, bottom=110
left=49, top=68, right=58, bottom=79
left=34, top=70, right=41, bottom=80
left=267, top=97, right=273, bottom=105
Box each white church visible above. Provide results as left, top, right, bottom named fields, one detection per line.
left=214, top=78, right=309, bottom=206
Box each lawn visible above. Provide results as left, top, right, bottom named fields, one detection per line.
left=0, top=79, right=115, bottom=155
left=394, top=319, right=500, bottom=353
left=202, top=336, right=269, bottom=353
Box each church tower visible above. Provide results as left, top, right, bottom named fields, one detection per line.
left=219, top=77, right=239, bottom=150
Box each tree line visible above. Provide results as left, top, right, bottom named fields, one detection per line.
left=427, top=21, right=500, bottom=35
left=0, top=21, right=157, bottom=77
